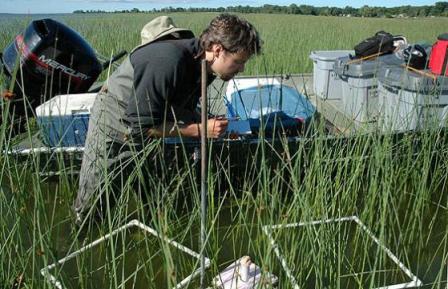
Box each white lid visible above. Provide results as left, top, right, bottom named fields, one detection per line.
left=225, top=77, right=280, bottom=101
left=36, top=93, right=97, bottom=117
left=309, top=50, right=354, bottom=61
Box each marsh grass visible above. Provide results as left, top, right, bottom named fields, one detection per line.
left=1, top=12, right=448, bottom=289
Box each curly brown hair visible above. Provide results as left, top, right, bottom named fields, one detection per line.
left=199, top=14, right=262, bottom=56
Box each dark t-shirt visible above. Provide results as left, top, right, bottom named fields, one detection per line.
left=125, top=38, right=214, bottom=136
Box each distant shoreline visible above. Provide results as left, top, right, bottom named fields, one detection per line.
left=2, top=2, right=447, bottom=18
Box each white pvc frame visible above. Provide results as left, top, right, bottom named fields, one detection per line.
left=262, top=215, right=423, bottom=289
left=6, top=146, right=85, bottom=155
left=41, top=219, right=211, bottom=289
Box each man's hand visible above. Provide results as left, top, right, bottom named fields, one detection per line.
left=147, top=118, right=228, bottom=139
left=206, top=118, right=228, bottom=138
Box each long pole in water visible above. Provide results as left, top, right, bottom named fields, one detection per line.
left=200, top=59, right=208, bottom=289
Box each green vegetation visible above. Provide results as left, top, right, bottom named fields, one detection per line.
left=0, top=13, right=447, bottom=289
left=1, top=13, right=448, bottom=74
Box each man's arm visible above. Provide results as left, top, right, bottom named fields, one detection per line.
left=148, top=118, right=228, bottom=139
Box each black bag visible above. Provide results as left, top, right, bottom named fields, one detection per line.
left=354, top=31, right=395, bottom=58
left=403, top=44, right=428, bottom=70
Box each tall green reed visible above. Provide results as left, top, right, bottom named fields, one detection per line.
left=0, top=12, right=447, bottom=289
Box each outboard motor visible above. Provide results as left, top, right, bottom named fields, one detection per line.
left=1, top=18, right=102, bottom=133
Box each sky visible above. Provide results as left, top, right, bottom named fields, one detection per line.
left=0, top=0, right=440, bottom=14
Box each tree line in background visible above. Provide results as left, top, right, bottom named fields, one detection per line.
left=73, top=2, right=448, bottom=17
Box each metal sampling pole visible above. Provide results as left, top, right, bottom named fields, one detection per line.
left=200, top=59, right=208, bottom=289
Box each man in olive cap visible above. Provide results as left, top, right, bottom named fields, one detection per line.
left=74, top=14, right=262, bottom=224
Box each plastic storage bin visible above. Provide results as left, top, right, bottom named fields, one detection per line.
left=309, top=50, right=353, bottom=100
left=378, top=66, right=448, bottom=132
left=36, top=93, right=97, bottom=146
left=334, top=53, right=402, bottom=123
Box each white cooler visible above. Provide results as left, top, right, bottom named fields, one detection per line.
left=36, top=93, right=97, bottom=147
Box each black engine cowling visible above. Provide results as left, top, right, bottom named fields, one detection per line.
left=1, top=18, right=102, bottom=133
